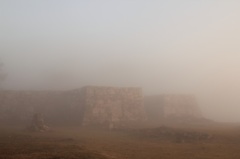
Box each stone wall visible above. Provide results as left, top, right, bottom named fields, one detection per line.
left=0, top=90, right=83, bottom=125
left=81, top=86, right=146, bottom=128
left=0, top=87, right=202, bottom=127
left=144, top=95, right=202, bottom=121
left=0, top=86, right=146, bottom=127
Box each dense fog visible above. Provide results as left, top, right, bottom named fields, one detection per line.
left=1, top=1, right=240, bottom=122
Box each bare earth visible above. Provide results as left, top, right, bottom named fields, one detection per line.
left=1, top=124, right=240, bottom=159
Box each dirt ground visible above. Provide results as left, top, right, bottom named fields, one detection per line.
left=1, top=124, right=240, bottom=159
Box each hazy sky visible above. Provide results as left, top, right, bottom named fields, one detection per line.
left=1, top=1, right=240, bottom=122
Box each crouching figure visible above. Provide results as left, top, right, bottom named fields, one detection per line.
left=28, top=113, right=49, bottom=132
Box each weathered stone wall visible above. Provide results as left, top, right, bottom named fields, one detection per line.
left=0, top=87, right=202, bottom=127
left=81, top=86, right=146, bottom=128
left=162, top=95, right=202, bottom=118
left=0, top=90, right=83, bottom=124
left=0, top=86, right=146, bottom=127
left=144, top=95, right=202, bottom=120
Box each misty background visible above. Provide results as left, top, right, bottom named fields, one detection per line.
left=1, top=1, right=240, bottom=122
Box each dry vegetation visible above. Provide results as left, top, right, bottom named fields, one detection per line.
left=1, top=124, right=240, bottom=159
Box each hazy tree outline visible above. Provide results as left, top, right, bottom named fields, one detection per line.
left=0, top=61, right=7, bottom=88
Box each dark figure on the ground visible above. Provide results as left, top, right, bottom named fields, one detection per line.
left=29, top=113, right=49, bottom=132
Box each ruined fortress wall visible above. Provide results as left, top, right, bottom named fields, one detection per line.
left=0, top=90, right=83, bottom=124
left=0, top=86, right=146, bottom=126
left=161, top=95, right=202, bottom=118
left=0, top=87, right=202, bottom=126
left=0, top=91, right=46, bottom=123
left=144, top=95, right=202, bottom=120
left=81, top=86, right=146, bottom=127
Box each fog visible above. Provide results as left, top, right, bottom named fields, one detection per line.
left=1, top=1, right=240, bottom=122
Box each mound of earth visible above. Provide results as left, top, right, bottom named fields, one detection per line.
left=130, top=126, right=213, bottom=143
